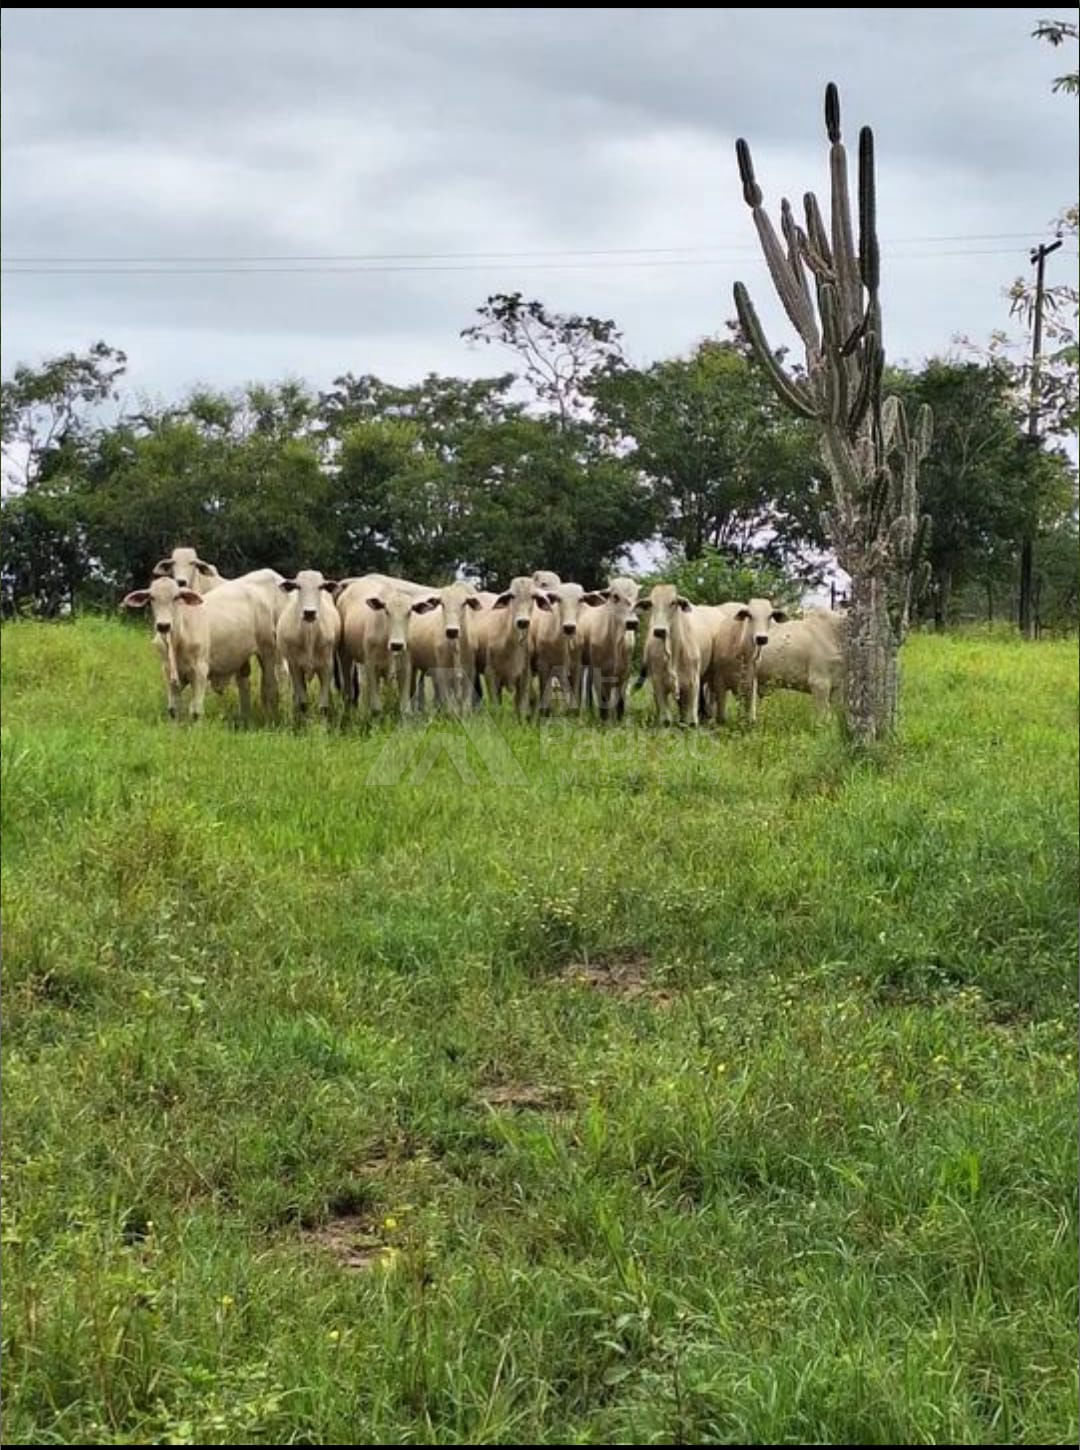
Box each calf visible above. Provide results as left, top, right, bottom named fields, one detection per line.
left=122, top=576, right=278, bottom=722
left=276, top=570, right=342, bottom=717
left=407, top=583, right=483, bottom=713
left=472, top=576, right=552, bottom=716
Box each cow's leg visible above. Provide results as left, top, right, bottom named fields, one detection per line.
left=259, top=648, right=279, bottom=717
left=683, top=670, right=700, bottom=727
left=809, top=670, right=833, bottom=720
left=236, top=664, right=253, bottom=724
left=289, top=662, right=308, bottom=718
left=165, top=665, right=183, bottom=722
left=484, top=666, right=500, bottom=710
left=316, top=661, right=333, bottom=716
left=362, top=659, right=379, bottom=717
left=189, top=665, right=208, bottom=723
left=513, top=670, right=529, bottom=719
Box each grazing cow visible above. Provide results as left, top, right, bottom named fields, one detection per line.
left=407, top=583, right=483, bottom=713
left=276, top=570, right=342, bottom=717
left=756, top=607, right=846, bottom=717
left=579, top=582, right=638, bottom=721
left=122, top=576, right=279, bottom=722
left=529, top=582, right=591, bottom=714
left=472, top=576, right=552, bottom=715
left=638, top=584, right=709, bottom=726
left=702, top=598, right=788, bottom=725
left=336, top=576, right=439, bottom=715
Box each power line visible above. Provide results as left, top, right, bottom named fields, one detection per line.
left=1, top=248, right=1064, bottom=277
left=0, top=231, right=1054, bottom=265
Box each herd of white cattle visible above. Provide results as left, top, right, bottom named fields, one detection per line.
left=121, top=545, right=846, bottom=726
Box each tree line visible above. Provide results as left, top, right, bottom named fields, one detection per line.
left=2, top=295, right=1076, bottom=630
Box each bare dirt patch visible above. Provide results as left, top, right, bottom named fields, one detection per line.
left=476, top=1081, right=569, bottom=1111
left=302, top=1215, right=391, bottom=1272
left=560, top=957, right=675, bottom=1006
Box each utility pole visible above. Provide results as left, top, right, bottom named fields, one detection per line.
left=1019, top=237, right=1063, bottom=639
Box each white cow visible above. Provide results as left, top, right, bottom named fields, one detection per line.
left=407, top=583, right=483, bottom=713
left=579, top=583, right=638, bottom=721
left=151, top=546, right=225, bottom=593
left=606, top=574, right=641, bottom=606
left=152, top=547, right=285, bottom=620
left=337, top=576, right=439, bottom=715
left=276, top=570, right=342, bottom=718
left=638, top=584, right=709, bottom=726
left=122, top=575, right=279, bottom=722
left=532, top=569, right=562, bottom=594
left=757, top=607, right=846, bottom=717
left=472, top=576, right=552, bottom=716
left=529, top=582, right=592, bottom=715
left=702, top=598, right=788, bottom=725
left=333, top=571, right=434, bottom=602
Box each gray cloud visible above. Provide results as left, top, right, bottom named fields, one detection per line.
left=2, top=7, right=1075, bottom=399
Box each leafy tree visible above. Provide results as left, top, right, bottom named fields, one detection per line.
left=461, top=294, right=624, bottom=425
left=1, top=342, right=127, bottom=491
left=1006, top=21, right=1078, bottom=437
left=888, top=358, right=1074, bottom=627
left=639, top=545, right=803, bottom=611
left=456, top=417, right=654, bottom=587
left=591, top=337, right=824, bottom=569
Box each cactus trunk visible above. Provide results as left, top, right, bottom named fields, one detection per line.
left=732, top=85, right=932, bottom=748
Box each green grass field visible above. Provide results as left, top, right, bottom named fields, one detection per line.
left=2, top=618, right=1077, bottom=1445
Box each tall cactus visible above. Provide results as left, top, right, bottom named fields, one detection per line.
left=733, top=84, right=933, bottom=745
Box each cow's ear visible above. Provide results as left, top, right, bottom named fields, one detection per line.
left=771, top=609, right=788, bottom=624
left=280, top=579, right=300, bottom=592
left=735, top=607, right=751, bottom=621
left=365, top=596, right=387, bottom=611
left=532, top=593, right=553, bottom=611
left=492, top=592, right=512, bottom=610
left=677, top=596, right=693, bottom=612
left=635, top=599, right=652, bottom=612
left=320, top=580, right=340, bottom=592
left=464, top=595, right=483, bottom=610
left=545, top=591, right=560, bottom=604
left=411, top=596, right=440, bottom=615
left=178, top=589, right=204, bottom=606
left=122, top=590, right=151, bottom=608
left=582, top=592, right=605, bottom=607
left=151, top=559, right=173, bottom=577
left=194, top=559, right=215, bottom=574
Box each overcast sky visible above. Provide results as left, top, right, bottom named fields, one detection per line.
left=2, top=7, right=1077, bottom=411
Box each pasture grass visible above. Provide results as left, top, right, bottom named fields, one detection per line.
left=2, top=618, right=1077, bottom=1444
